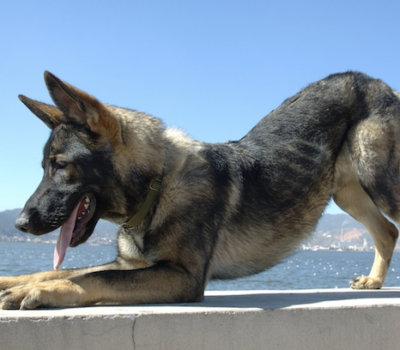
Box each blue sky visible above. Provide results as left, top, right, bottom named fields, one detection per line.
left=1, top=1, right=400, bottom=214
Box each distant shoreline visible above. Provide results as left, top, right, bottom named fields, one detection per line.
left=1, top=239, right=396, bottom=253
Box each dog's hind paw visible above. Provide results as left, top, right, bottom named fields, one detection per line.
left=350, top=275, right=383, bottom=289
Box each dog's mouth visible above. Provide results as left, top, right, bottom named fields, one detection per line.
left=53, top=194, right=97, bottom=270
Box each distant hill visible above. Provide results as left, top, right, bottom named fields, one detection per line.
left=315, top=213, right=366, bottom=232
left=0, top=209, right=22, bottom=237
left=308, top=213, right=374, bottom=249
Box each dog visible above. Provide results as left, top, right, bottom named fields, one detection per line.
left=0, top=71, right=399, bottom=310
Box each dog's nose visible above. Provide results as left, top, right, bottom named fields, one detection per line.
left=15, top=213, right=30, bottom=232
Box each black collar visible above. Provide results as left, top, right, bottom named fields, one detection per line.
left=125, top=176, right=163, bottom=228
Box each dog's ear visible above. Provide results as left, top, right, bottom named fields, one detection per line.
left=44, top=71, right=102, bottom=125
left=44, top=71, right=122, bottom=144
left=18, top=95, right=63, bottom=129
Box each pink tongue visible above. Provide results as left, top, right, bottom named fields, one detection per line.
left=53, top=203, right=80, bottom=270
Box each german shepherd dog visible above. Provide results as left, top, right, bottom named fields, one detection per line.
left=0, top=71, right=399, bottom=310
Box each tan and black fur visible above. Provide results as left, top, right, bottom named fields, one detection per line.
left=0, top=71, right=399, bottom=309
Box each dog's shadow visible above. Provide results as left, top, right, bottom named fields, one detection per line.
left=185, top=289, right=400, bottom=310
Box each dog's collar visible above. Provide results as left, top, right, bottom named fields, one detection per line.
left=125, top=176, right=163, bottom=228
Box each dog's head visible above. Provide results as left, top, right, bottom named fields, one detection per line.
left=15, top=72, right=164, bottom=268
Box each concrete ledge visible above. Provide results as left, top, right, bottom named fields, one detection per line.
left=1, top=289, right=400, bottom=349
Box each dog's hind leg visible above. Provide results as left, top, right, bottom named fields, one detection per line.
left=333, top=178, right=398, bottom=289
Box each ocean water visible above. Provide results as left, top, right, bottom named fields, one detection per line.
left=0, top=242, right=399, bottom=290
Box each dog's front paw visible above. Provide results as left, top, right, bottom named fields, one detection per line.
left=0, top=280, right=87, bottom=310
left=350, top=275, right=383, bottom=289
left=0, top=288, right=22, bottom=310
left=0, top=285, right=49, bottom=310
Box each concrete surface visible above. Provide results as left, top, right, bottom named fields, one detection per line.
left=1, top=288, right=400, bottom=350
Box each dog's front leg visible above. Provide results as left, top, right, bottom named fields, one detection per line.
left=0, top=263, right=204, bottom=309
left=0, top=260, right=125, bottom=291
left=0, top=279, right=87, bottom=310
left=0, top=269, right=81, bottom=291
left=0, top=268, right=106, bottom=310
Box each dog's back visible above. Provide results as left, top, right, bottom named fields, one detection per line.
left=208, top=72, right=400, bottom=287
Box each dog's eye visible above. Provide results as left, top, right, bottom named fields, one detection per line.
left=56, top=161, right=67, bottom=169
left=52, top=161, right=67, bottom=175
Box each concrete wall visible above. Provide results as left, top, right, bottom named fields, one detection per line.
left=1, top=289, right=400, bottom=350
